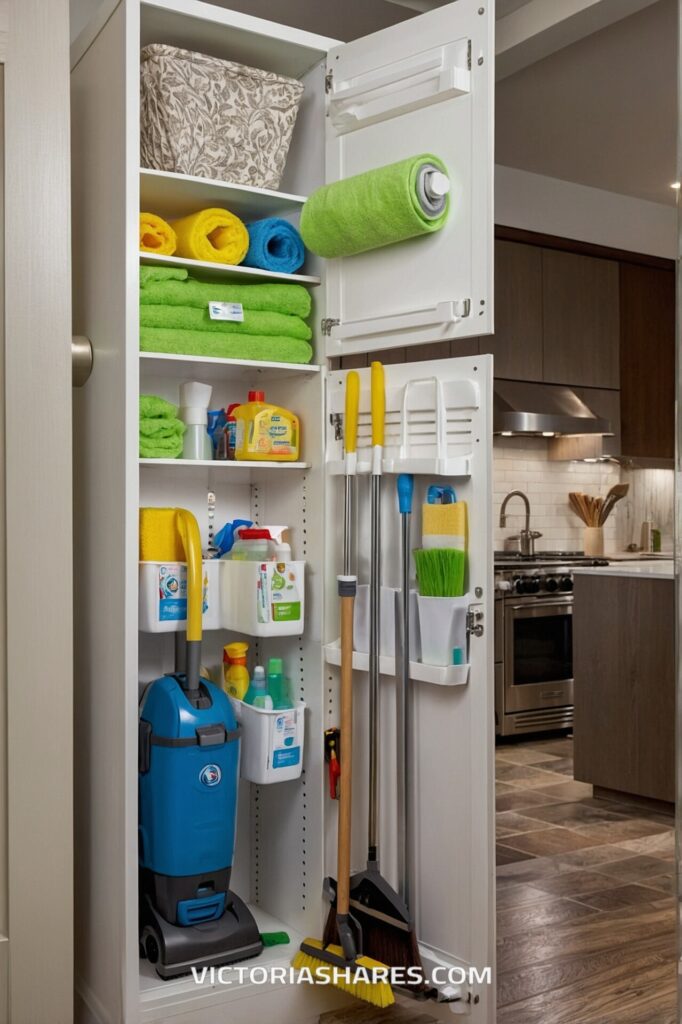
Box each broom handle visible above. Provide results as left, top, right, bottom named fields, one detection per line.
left=337, top=580, right=356, bottom=917
left=368, top=362, right=384, bottom=861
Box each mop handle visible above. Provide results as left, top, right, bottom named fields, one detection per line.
left=343, top=371, right=360, bottom=577
left=368, top=362, right=384, bottom=860
left=396, top=474, right=414, bottom=906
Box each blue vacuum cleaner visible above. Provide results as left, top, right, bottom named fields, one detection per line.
left=138, top=508, right=262, bottom=979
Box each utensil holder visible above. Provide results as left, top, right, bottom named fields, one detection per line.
left=416, top=594, right=469, bottom=667
left=583, top=527, right=604, bottom=557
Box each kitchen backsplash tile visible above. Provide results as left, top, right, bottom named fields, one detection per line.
left=616, top=466, right=674, bottom=551
left=494, top=438, right=621, bottom=552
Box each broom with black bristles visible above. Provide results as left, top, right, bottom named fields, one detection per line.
left=322, top=367, right=425, bottom=994
left=293, top=372, right=394, bottom=1008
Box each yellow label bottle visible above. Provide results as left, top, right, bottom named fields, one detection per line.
left=233, top=390, right=300, bottom=462
left=223, top=641, right=250, bottom=700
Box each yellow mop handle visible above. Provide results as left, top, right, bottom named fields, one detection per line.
left=371, top=361, right=385, bottom=449
left=345, top=371, right=360, bottom=456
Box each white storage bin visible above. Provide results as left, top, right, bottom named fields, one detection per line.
left=417, top=593, right=469, bottom=667
left=221, top=559, right=305, bottom=637
left=139, top=559, right=220, bottom=632
left=231, top=698, right=305, bottom=784
left=140, top=45, right=304, bottom=189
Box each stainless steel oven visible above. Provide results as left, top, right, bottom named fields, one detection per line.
left=504, top=597, right=573, bottom=714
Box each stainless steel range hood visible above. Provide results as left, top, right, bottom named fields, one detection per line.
left=494, top=380, right=611, bottom=436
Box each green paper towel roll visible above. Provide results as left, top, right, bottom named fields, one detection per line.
left=299, top=154, right=450, bottom=259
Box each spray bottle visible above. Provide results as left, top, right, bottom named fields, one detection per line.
left=180, top=381, right=213, bottom=461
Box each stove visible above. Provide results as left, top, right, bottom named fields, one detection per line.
left=494, top=552, right=610, bottom=736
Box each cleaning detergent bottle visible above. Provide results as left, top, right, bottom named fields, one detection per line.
left=229, top=528, right=277, bottom=561
left=223, top=642, right=250, bottom=700
left=233, top=391, right=300, bottom=462
left=266, top=657, right=293, bottom=710
left=180, top=381, right=213, bottom=461
left=243, top=665, right=273, bottom=709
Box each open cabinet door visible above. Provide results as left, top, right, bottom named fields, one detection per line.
left=4, top=1, right=74, bottom=1021
left=323, top=0, right=493, bottom=358
left=324, top=354, right=495, bottom=1020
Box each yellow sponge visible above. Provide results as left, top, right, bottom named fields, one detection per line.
left=422, top=501, right=468, bottom=550
left=139, top=507, right=185, bottom=562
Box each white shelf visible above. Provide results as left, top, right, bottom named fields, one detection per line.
left=140, top=252, right=320, bottom=287
left=140, top=352, right=320, bottom=383
left=139, top=903, right=303, bottom=1017
left=140, top=168, right=308, bottom=222
left=323, top=640, right=470, bottom=687
left=140, top=458, right=311, bottom=471
left=327, top=455, right=472, bottom=478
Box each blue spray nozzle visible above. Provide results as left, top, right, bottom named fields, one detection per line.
left=397, top=474, right=414, bottom=515
left=426, top=484, right=457, bottom=505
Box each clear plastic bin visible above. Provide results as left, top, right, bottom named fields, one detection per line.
left=139, top=560, right=220, bottom=632
left=231, top=698, right=305, bottom=784
left=221, top=560, right=305, bottom=637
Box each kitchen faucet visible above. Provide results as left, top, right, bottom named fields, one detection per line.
left=499, top=490, right=542, bottom=557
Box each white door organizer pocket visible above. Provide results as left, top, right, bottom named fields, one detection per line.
left=221, top=560, right=305, bottom=637
left=231, top=698, right=306, bottom=784
left=139, top=560, right=220, bottom=632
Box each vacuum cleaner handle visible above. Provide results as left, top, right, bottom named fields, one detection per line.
left=176, top=509, right=203, bottom=693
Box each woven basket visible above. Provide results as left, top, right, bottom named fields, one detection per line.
left=140, top=44, right=304, bottom=190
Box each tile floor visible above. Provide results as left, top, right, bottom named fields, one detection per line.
left=496, top=735, right=677, bottom=1024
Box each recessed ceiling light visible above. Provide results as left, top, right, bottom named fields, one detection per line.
left=671, top=182, right=681, bottom=190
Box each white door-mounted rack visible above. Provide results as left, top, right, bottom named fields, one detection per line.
left=323, top=640, right=470, bottom=687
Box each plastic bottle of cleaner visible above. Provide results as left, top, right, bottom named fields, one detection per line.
left=223, top=641, right=250, bottom=700
left=180, top=381, right=213, bottom=461
left=243, top=665, right=273, bottom=709
left=267, top=657, right=293, bottom=710
left=233, top=391, right=300, bottom=462
left=229, top=528, right=277, bottom=561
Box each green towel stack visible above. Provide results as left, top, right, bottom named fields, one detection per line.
left=139, top=267, right=314, bottom=364
left=139, top=393, right=185, bottom=459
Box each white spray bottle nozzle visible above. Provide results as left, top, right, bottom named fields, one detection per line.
left=180, top=381, right=213, bottom=425
left=263, top=525, right=288, bottom=544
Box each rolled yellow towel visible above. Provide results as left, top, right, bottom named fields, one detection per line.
left=139, top=212, right=177, bottom=255
left=171, top=207, right=249, bottom=266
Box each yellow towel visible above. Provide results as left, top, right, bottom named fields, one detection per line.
left=139, top=212, right=177, bottom=256
left=139, top=507, right=185, bottom=562
left=171, top=207, right=249, bottom=266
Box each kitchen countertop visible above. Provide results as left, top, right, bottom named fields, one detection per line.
left=573, top=559, right=674, bottom=580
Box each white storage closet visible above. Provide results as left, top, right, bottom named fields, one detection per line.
left=70, top=2, right=494, bottom=1022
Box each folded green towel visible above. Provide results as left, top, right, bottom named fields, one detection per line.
left=139, top=267, right=311, bottom=319
left=140, top=304, right=312, bottom=341
left=139, top=417, right=185, bottom=439
left=140, top=326, right=313, bottom=365
left=139, top=435, right=184, bottom=459
left=139, top=393, right=178, bottom=420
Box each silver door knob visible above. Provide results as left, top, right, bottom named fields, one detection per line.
left=72, top=335, right=93, bottom=387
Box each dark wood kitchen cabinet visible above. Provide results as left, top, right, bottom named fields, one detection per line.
left=480, top=240, right=543, bottom=380
left=619, top=262, right=675, bottom=460
left=542, top=249, right=620, bottom=389
left=573, top=573, right=675, bottom=804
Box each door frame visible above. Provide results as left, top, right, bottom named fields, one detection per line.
left=4, top=2, right=73, bottom=1021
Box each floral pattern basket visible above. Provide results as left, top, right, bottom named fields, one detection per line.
left=140, top=44, right=304, bottom=190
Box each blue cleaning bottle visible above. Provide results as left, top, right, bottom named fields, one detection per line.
left=243, top=665, right=273, bottom=709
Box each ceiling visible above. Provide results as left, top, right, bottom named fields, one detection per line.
left=495, top=0, right=678, bottom=205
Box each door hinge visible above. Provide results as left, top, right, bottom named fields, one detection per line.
left=321, top=317, right=340, bottom=336
left=325, top=69, right=334, bottom=94
left=467, top=608, right=484, bottom=638
left=467, top=40, right=472, bottom=71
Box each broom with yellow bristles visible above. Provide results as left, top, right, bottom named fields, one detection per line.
left=293, top=373, right=394, bottom=1008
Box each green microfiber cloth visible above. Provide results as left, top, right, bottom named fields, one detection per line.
left=139, top=267, right=311, bottom=319
left=140, top=326, right=313, bottom=365
left=140, top=304, right=312, bottom=341
left=139, top=417, right=185, bottom=439
left=300, top=153, right=450, bottom=259
left=414, top=548, right=466, bottom=598
left=139, top=435, right=184, bottom=459
left=260, top=931, right=290, bottom=947
left=139, top=393, right=178, bottom=420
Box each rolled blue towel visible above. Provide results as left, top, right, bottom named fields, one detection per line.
left=243, top=218, right=306, bottom=275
